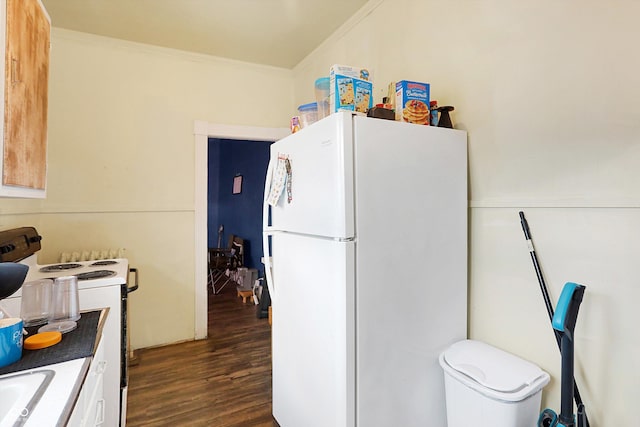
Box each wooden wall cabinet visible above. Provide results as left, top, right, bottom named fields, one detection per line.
left=0, top=0, right=50, bottom=198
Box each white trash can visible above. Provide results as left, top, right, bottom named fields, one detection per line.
left=439, top=340, right=550, bottom=427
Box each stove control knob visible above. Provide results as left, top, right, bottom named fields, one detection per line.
left=29, top=235, right=43, bottom=243
left=0, top=243, right=16, bottom=254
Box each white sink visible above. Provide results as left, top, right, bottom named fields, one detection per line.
left=0, top=370, right=54, bottom=427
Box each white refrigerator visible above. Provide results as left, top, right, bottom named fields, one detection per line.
left=262, top=112, right=467, bottom=427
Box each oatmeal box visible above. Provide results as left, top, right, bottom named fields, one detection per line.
left=395, top=80, right=431, bottom=125
left=330, top=64, right=373, bottom=114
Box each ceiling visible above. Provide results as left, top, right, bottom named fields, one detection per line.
left=40, top=0, right=370, bottom=69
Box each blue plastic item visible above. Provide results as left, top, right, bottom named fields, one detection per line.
left=297, top=102, right=318, bottom=112
left=552, top=282, right=581, bottom=332
left=0, top=318, right=23, bottom=368
left=314, top=77, right=329, bottom=90
left=538, top=408, right=558, bottom=426
left=297, top=102, right=319, bottom=128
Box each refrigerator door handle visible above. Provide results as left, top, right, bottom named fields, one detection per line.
left=262, top=233, right=275, bottom=302
left=263, top=157, right=276, bottom=302
left=263, top=154, right=274, bottom=230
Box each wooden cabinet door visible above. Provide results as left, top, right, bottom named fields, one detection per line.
left=3, top=0, right=50, bottom=189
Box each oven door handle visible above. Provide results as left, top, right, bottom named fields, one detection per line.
left=127, top=267, right=139, bottom=293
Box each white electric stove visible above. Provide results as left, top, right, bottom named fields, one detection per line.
left=17, top=254, right=130, bottom=292
left=0, top=227, right=137, bottom=427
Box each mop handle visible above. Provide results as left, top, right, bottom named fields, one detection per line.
left=518, top=212, right=590, bottom=427
left=519, top=212, right=558, bottom=326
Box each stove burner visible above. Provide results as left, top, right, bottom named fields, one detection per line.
left=40, top=263, right=82, bottom=273
left=90, top=260, right=118, bottom=266
left=75, top=270, right=117, bottom=281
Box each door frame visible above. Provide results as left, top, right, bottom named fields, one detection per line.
left=193, top=120, right=289, bottom=339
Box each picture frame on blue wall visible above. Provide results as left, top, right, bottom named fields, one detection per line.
left=233, top=175, right=243, bottom=194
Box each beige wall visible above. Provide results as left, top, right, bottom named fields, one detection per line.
left=0, top=29, right=294, bottom=348
left=292, top=1, right=639, bottom=425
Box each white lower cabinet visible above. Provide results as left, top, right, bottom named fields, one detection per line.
left=69, top=336, right=106, bottom=426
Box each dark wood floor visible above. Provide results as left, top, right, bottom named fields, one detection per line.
left=126, top=282, right=275, bottom=426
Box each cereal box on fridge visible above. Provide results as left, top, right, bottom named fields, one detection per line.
left=395, top=80, right=430, bottom=125
left=329, top=64, right=373, bottom=114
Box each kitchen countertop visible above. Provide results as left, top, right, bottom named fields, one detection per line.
left=0, top=309, right=106, bottom=376
left=0, top=309, right=108, bottom=426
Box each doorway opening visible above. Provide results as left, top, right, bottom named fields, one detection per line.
left=208, top=138, right=272, bottom=276
left=193, top=121, right=289, bottom=339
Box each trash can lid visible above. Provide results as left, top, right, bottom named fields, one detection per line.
left=440, top=340, right=550, bottom=401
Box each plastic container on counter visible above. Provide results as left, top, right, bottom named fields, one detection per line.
left=297, top=102, right=318, bottom=128
left=0, top=317, right=23, bottom=367
left=20, top=279, right=53, bottom=327
left=314, top=77, right=330, bottom=119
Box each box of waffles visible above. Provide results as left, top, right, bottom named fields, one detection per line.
left=395, top=80, right=431, bottom=125
left=329, top=64, right=373, bottom=114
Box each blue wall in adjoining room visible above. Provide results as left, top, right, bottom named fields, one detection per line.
left=208, top=138, right=272, bottom=275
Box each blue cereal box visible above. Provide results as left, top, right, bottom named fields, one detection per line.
left=330, top=64, right=373, bottom=114
left=395, top=80, right=430, bottom=125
